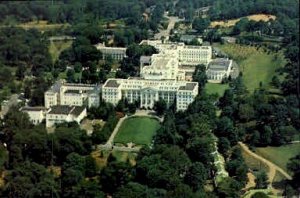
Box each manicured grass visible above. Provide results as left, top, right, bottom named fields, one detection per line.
left=215, top=43, right=286, bottom=92
left=205, top=83, right=229, bottom=96
left=49, top=40, right=73, bottom=62
left=114, top=116, right=161, bottom=146
left=255, top=143, right=300, bottom=172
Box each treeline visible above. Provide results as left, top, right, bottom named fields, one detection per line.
left=0, top=0, right=170, bottom=25
left=215, top=30, right=299, bottom=194
left=175, top=0, right=298, bottom=35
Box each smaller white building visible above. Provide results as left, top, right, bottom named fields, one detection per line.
left=45, top=80, right=100, bottom=108
left=206, top=58, right=233, bottom=83
left=95, top=43, right=127, bottom=60
left=20, top=106, right=48, bottom=125
left=46, top=105, right=87, bottom=128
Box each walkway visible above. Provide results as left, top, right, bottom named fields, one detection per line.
left=154, top=12, right=183, bottom=40
left=106, top=115, right=128, bottom=147
left=238, top=142, right=292, bottom=187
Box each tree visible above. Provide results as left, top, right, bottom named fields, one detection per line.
left=167, top=184, right=195, bottom=198
left=218, top=137, right=231, bottom=158
left=154, top=99, right=167, bottom=116
left=287, top=154, right=300, bottom=189
left=66, top=69, right=75, bottom=83
left=186, top=136, right=214, bottom=165
left=100, top=161, right=133, bottom=194
left=260, top=126, right=272, bottom=146
left=255, top=171, right=269, bottom=189
left=184, top=162, right=208, bottom=191
left=74, top=62, right=82, bottom=73
left=193, top=64, right=207, bottom=90
left=2, top=161, right=58, bottom=198
left=192, top=17, right=210, bottom=33
left=251, top=192, right=269, bottom=198
left=217, top=177, right=242, bottom=198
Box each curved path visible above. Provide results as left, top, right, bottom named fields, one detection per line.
left=238, top=142, right=292, bottom=186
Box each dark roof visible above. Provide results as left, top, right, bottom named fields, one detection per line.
left=64, top=90, right=81, bottom=94
left=179, top=83, right=197, bottom=91
left=48, top=105, right=86, bottom=116
left=48, top=106, right=74, bottom=115
left=71, top=106, right=86, bottom=116
left=208, top=58, right=231, bottom=71
left=105, top=79, right=120, bottom=88
left=21, top=106, right=48, bottom=111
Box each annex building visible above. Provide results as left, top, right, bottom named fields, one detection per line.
left=20, top=105, right=87, bottom=128
left=45, top=80, right=100, bottom=108
left=102, top=78, right=198, bottom=111
left=95, top=43, right=127, bottom=61
left=140, top=40, right=212, bottom=65
left=206, top=58, right=233, bottom=83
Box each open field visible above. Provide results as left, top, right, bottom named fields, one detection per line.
left=255, top=143, right=300, bottom=173
left=241, top=146, right=270, bottom=173
left=0, top=20, right=70, bottom=31
left=210, top=14, right=276, bottom=28
left=49, top=40, right=73, bottom=62
left=114, top=116, right=160, bottom=146
left=214, top=43, right=286, bottom=92
left=205, top=83, right=229, bottom=96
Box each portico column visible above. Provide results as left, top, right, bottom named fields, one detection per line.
left=140, top=93, right=143, bottom=107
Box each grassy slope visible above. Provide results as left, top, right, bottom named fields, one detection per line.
left=49, top=40, right=73, bottom=63
left=215, top=43, right=286, bottom=92
left=114, top=116, right=161, bottom=146
left=255, top=143, right=300, bottom=172
left=205, top=83, right=229, bottom=96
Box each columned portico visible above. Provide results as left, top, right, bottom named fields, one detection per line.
left=140, top=88, right=159, bottom=109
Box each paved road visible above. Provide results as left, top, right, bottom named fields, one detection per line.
left=238, top=142, right=292, bottom=187
left=154, top=12, right=183, bottom=40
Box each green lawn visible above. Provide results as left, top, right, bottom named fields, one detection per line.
left=255, top=143, right=300, bottom=172
left=205, top=83, right=229, bottom=96
left=114, top=116, right=161, bottom=146
left=215, top=43, right=286, bottom=92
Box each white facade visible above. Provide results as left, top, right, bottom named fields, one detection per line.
left=179, top=46, right=212, bottom=65
left=206, top=58, right=233, bottom=83
left=20, top=107, right=48, bottom=125
left=102, top=78, right=198, bottom=110
left=140, top=40, right=212, bottom=66
left=95, top=43, right=127, bottom=60
left=46, top=106, right=87, bottom=128
left=45, top=80, right=100, bottom=108
left=141, top=53, right=180, bottom=80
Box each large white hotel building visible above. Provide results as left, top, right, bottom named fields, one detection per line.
left=100, top=40, right=213, bottom=111
left=102, top=78, right=198, bottom=111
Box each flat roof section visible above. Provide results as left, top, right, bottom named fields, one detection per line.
left=21, top=106, right=48, bottom=112
left=179, top=83, right=197, bottom=91
left=208, top=58, right=232, bottom=71
left=104, top=79, right=121, bottom=88
left=48, top=105, right=74, bottom=115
